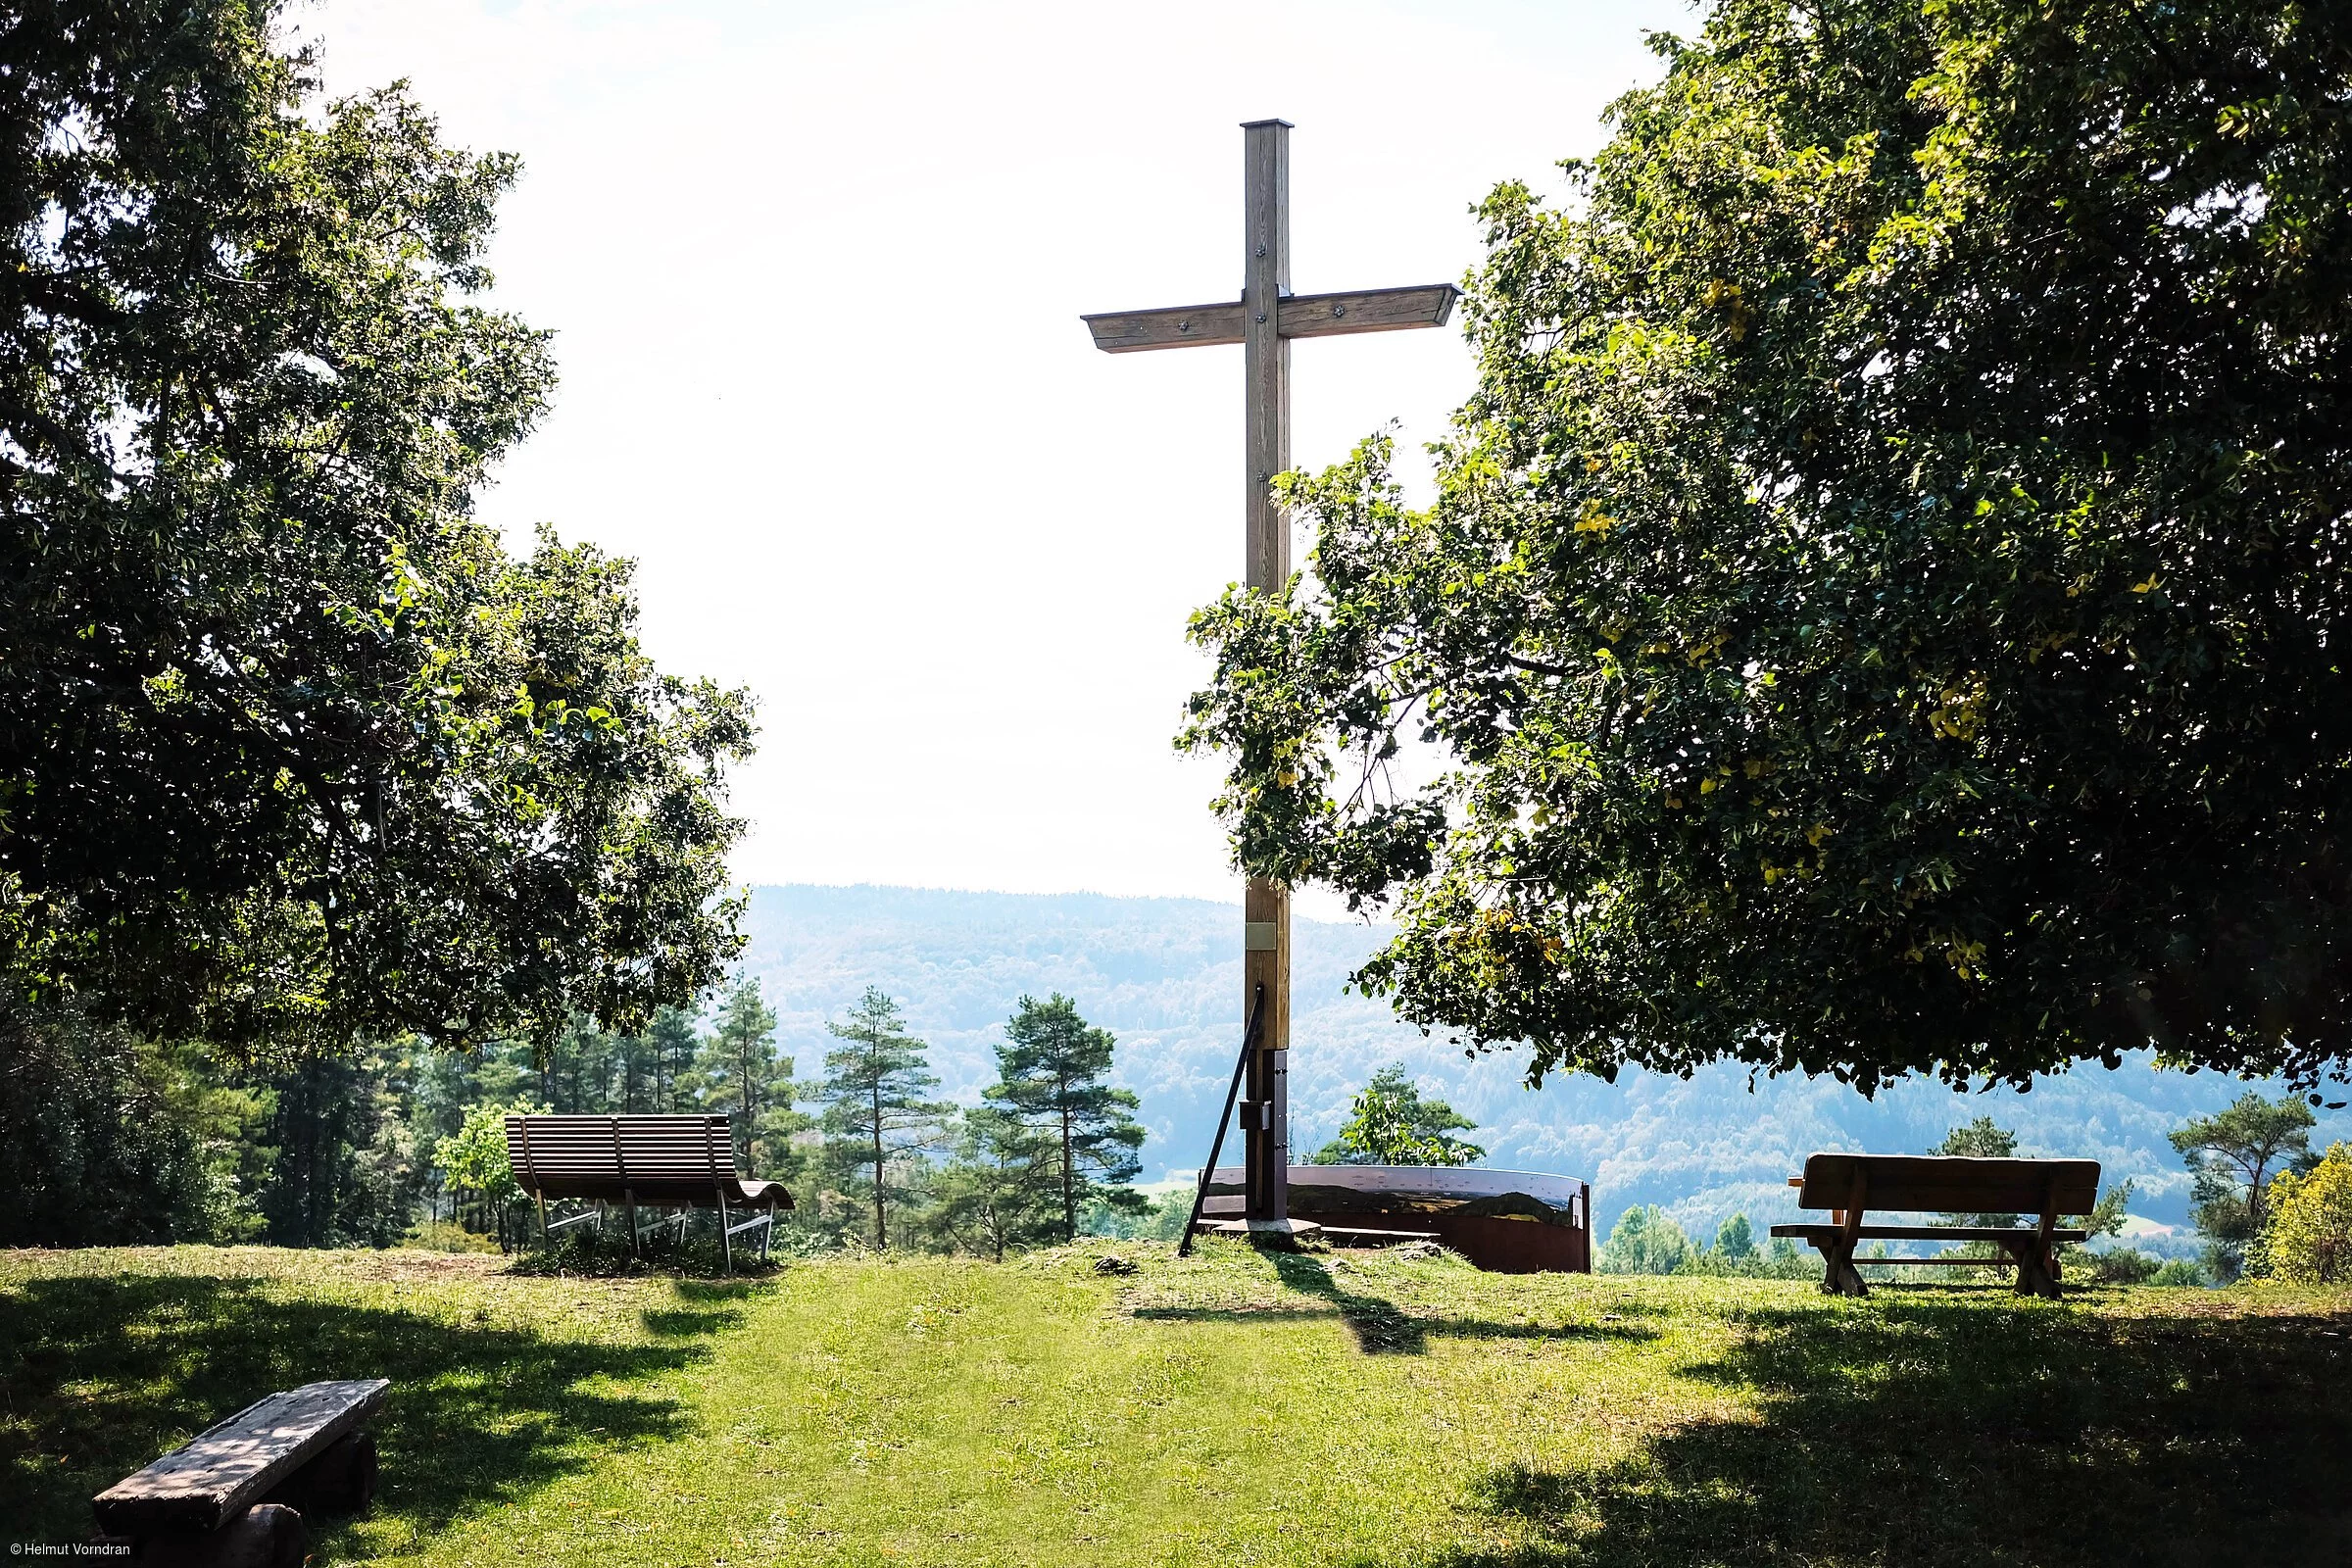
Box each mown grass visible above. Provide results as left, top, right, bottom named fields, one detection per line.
left=3, top=1242, right=2348, bottom=1565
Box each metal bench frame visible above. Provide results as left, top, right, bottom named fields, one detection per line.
left=507, top=1113, right=792, bottom=1273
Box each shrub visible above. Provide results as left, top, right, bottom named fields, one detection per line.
left=2085, top=1248, right=2162, bottom=1285
left=402, top=1219, right=504, bottom=1254
left=2149, top=1258, right=2210, bottom=1288
left=2251, top=1143, right=2352, bottom=1285
left=506, top=1220, right=784, bottom=1278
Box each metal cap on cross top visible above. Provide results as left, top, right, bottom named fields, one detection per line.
left=1081, top=120, right=1457, bottom=1229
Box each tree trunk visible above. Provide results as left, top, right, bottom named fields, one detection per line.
left=1061, top=1102, right=1077, bottom=1242
left=871, top=1067, right=887, bottom=1250
left=741, top=1041, right=756, bottom=1167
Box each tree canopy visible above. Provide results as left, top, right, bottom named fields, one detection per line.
left=1, top=0, right=752, bottom=1054
left=1184, top=0, right=2352, bottom=1093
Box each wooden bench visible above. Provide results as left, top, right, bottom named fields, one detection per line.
left=505, top=1113, right=793, bottom=1272
left=92, top=1378, right=386, bottom=1566
left=1769, top=1152, right=2098, bottom=1298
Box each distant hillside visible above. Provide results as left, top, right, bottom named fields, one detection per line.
left=737, top=884, right=2348, bottom=1238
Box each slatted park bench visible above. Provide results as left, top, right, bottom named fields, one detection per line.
left=91, top=1378, right=386, bottom=1566
left=1770, top=1152, right=2099, bottom=1298
left=506, top=1112, right=794, bottom=1272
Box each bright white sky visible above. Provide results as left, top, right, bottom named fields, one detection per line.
left=306, top=0, right=1691, bottom=908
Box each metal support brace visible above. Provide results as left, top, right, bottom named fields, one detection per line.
left=1176, top=985, right=1266, bottom=1258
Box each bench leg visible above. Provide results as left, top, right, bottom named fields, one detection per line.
left=1816, top=1235, right=1870, bottom=1298
left=625, top=1189, right=640, bottom=1258
left=2007, top=1239, right=2061, bottom=1298
left=716, top=1186, right=733, bottom=1276
left=139, top=1501, right=308, bottom=1568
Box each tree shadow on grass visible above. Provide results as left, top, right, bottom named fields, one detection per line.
left=1132, top=1254, right=1661, bottom=1356
left=1393, top=1290, right=2352, bottom=1567
left=0, top=1269, right=747, bottom=1544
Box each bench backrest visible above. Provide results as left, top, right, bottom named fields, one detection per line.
left=505, top=1114, right=744, bottom=1200
left=1796, top=1153, right=2100, bottom=1217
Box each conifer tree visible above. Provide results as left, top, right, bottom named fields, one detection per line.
left=697, top=976, right=795, bottom=1167
left=928, top=1106, right=1058, bottom=1261
left=2171, top=1094, right=2316, bottom=1278
left=645, top=1006, right=700, bottom=1112
left=817, top=988, right=951, bottom=1248
left=988, top=995, right=1146, bottom=1241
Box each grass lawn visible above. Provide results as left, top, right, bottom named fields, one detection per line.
left=4, top=1241, right=2349, bottom=1565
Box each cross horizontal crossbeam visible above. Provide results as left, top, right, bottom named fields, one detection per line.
left=1081, top=282, right=1458, bottom=354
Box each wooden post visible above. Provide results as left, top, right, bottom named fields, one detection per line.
left=1079, top=121, right=1458, bottom=1237
left=1242, top=119, right=1293, bottom=1227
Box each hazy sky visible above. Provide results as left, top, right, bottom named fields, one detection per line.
left=307, top=0, right=1693, bottom=909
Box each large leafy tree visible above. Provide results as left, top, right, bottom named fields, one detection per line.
left=1, top=0, right=752, bottom=1054
left=1184, top=0, right=2352, bottom=1093
left=987, top=994, right=1145, bottom=1241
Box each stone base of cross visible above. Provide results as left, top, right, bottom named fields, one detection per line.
left=1083, top=120, right=1455, bottom=1227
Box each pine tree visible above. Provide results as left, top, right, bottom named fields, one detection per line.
left=817, top=988, right=951, bottom=1248
left=988, top=995, right=1146, bottom=1242
left=645, top=1006, right=699, bottom=1112
left=697, top=976, right=795, bottom=1168
left=1934, top=1116, right=2023, bottom=1227
left=927, top=1106, right=1059, bottom=1261
left=2170, top=1094, right=2317, bottom=1279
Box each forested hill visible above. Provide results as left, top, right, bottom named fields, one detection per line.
left=738, top=884, right=2347, bottom=1237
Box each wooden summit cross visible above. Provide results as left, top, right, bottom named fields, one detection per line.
left=1082, top=120, right=1456, bottom=1230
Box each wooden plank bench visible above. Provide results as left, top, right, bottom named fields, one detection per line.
left=1769, top=1152, right=2098, bottom=1298
left=92, top=1378, right=387, bottom=1564
left=505, top=1113, right=793, bottom=1272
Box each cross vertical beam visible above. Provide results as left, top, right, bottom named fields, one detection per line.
left=1081, top=120, right=1456, bottom=1240
left=1240, top=119, right=1292, bottom=1226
